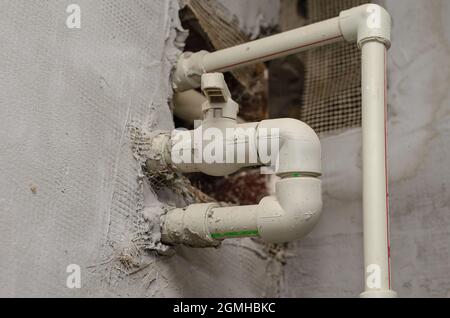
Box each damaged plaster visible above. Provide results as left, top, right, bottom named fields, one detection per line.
left=0, top=0, right=283, bottom=297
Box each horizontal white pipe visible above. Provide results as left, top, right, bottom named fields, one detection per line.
left=207, top=205, right=259, bottom=240
left=161, top=203, right=221, bottom=247
left=173, top=18, right=342, bottom=91
left=174, top=4, right=391, bottom=92
left=202, top=17, right=342, bottom=73
left=161, top=177, right=322, bottom=245
left=148, top=118, right=321, bottom=177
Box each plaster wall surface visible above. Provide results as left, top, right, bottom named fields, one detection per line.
left=0, top=0, right=281, bottom=297
left=282, top=0, right=450, bottom=297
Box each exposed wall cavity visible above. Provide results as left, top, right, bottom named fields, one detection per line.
left=179, top=0, right=274, bottom=123
left=218, top=0, right=280, bottom=39
left=269, top=0, right=369, bottom=132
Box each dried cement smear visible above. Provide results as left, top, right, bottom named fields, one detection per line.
left=128, top=121, right=213, bottom=254
left=0, top=0, right=283, bottom=297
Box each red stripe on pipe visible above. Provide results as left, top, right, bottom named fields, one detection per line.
left=384, top=47, right=391, bottom=290
left=210, top=35, right=343, bottom=72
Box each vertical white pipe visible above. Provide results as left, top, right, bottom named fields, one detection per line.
left=361, top=40, right=393, bottom=295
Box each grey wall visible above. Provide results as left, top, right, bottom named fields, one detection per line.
left=1, top=0, right=448, bottom=298
left=0, top=0, right=281, bottom=297
left=283, top=0, right=450, bottom=297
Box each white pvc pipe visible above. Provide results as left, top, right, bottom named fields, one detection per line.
left=161, top=118, right=321, bottom=177
left=360, top=40, right=394, bottom=297
left=202, top=17, right=342, bottom=73
left=172, top=90, right=205, bottom=122
left=172, top=90, right=248, bottom=125
left=173, top=17, right=343, bottom=91
left=161, top=177, right=322, bottom=245
left=207, top=205, right=259, bottom=240
left=166, top=3, right=397, bottom=297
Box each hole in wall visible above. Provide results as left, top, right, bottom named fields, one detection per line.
left=269, top=0, right=370, bottom=134
left=170, top=0, right=369, bottom=206
left=267, top=55, right=305, bottom=119
left=297, top=0, right=308, bottom=19
left=172, top=1, right=271, bottom=205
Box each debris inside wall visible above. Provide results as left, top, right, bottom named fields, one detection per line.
left=175, top=0, right=276, bottom=207
left=189, top=170, right=269, bottom=205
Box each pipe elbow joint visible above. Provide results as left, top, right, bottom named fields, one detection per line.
left=339, top=4, right=391, bottom=48
left=257, top=177, right=322, bottom=243
left=173, top=51, right=209, bottom=92
left=258, top=118, right=321, bottom=176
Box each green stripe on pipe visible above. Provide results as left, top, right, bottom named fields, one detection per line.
left=211, top=230, right=259, bottom=239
